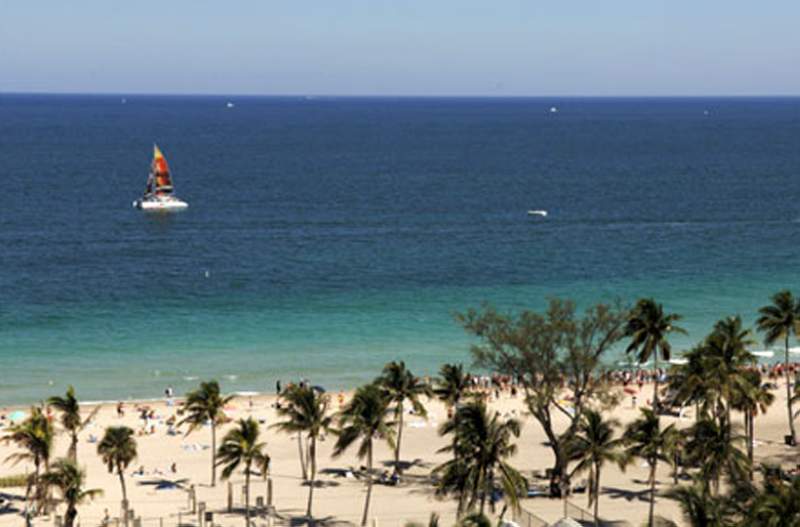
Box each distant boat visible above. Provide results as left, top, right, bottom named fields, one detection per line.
left=549, top=106, right=558, bottom=113
left=132, top=145, right=188, bottom=211
left=528, top=209, right=548, bottom=217
left=226, top=102, right=235, bottom=108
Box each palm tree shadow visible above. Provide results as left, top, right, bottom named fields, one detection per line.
left=288, top=515, right=349, bottom=526
left=380, top=458, right=432, bottom=471
left=136, top=477, right=191, bottom=490
left=601, top=485, right=653, bottom=503
left=301, top=480, right=340, bottom=488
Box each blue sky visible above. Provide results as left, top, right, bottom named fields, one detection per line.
left=2, top=1, right=798, bottom=96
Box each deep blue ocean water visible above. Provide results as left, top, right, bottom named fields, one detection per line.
left=1, top=95, right=800, bottom=404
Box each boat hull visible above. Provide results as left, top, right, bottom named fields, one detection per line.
left=133, top=197, right=188, bottom=211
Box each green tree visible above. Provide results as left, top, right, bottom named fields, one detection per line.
left=625, top=298, right=686, bottom=410
left=435, top=400, right=527, bottom=516
left=742, top=469, right=800, bottom=526
left=2, top=406, right=54, bottom=513
left=685, top=419, right=749, bottom=496
left=272, top=384, right=332, bottom=519
left=97, top=426, right=137, bottom=525
left=731, top=370, right=774, bottom=479
left=40, top=458, right=102, bottom=527
left=461, top=299, right=627, bottom=497
left=566, top=409, right=623, bottom=526
left=47, top=386, right=99, bottom=462
left=622, top=408, right=678, bottom=527
left=664, top=478, right=735, bottom=527
left=376, top=361, right=431, bottom=474
left=333, top=384, right=395, bottom=527
left=434, top=363, right=471, bottom=409
left=217, top=417, right=269, bottom=526
left=756, top=290, right=800, bottom=444
left=179, top=380, right=233, bottom=486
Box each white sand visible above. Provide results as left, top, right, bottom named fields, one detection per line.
left=0, top=383, right=797, bottom=526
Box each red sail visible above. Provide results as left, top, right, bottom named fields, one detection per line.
left=152, top=145, right=173, bottom=193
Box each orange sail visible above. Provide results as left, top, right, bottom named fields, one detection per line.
left=152, top=144, right=173, bottom=193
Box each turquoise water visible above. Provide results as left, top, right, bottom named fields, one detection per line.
left=1, top=95, right=800, bottom=404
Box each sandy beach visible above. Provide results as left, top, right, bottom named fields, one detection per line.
left=1, top=379, right=797, bottom=527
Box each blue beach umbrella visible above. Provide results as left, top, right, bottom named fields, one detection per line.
left=8, top=410, right=27, bottom=422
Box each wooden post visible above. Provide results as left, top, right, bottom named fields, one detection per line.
left=198, top=502, right=206, bottom=527
left=267, top=477, right=273, bottom=507
left=227, top=481, right=233, bottom=512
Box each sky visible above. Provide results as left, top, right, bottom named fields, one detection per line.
left=1, top=1, right=799, bottom=96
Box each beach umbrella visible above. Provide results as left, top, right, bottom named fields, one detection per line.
left=668, top=358, right=689, bottom=365
left=789, top=347, right=800, bottom=355
left=751, top=350, right=775, bottom=359
left=8, top=410, right=27, bottom=422
left=312, top=385, right=326, bottom=394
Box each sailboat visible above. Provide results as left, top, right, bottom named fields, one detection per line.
left=132, top=145, right=188, bottom=211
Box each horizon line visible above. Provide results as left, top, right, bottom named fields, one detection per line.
left=3, top=90, right=800, bottom=99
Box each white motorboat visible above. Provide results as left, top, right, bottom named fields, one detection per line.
left=133, top=145, right=188, bottom=211
left=528, top=209, right=548, bottom=217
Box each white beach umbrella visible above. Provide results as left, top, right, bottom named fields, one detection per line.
left=751, top=350, right=775, bottom=359
left=668, top=358, right=689, bottom=365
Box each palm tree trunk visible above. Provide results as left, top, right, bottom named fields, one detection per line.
left=42, top=458, right=50, bottom=515
left=211, top=424, right=217, bottom=487
left=245, top=461, right=251, bottom=526
left=593, top=465, right=601, bottom=527
left=395, top=401, right=404, bottom=474
left=70, top=431, right=78, bottom=462
left=361, top=441, right=373, bottom=527
left=298, top=432, right=308, bottom=481
left=118, top=464, right=129, bottom=527
left=648, top=461, right=657, bottom=527
left=653, top=355, right=660, bottom=412
left=746, top=410, right=754, bottom=480
left=32, top=457, right=40, bottom=514
left=785, top=336, right=796, bottom=443
left=306, top=435, right=316, bottom=518
left=65, top=504, right=77, bottom=527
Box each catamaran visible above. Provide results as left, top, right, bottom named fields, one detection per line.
left=132, top=145, right=188, bottom=211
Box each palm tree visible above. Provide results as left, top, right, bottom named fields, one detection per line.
left=217, top=417, right=269, bottom=525
left=179, top=380, right=233, bottom=486
left=566, top=409, right=622, bottom=526
left=435, top=363, right=471, bottom=409
left=667, top=345, right=710, bottom=421
left=97, top=426, right=137, bottom=525
left=47, top=386, right=99, bottom=462
left=333, top=384, right=395, bottom=527
left=685, top=419, right=749, bottom=496
left=742, top=467, right=800, bottom=526
left=702, top=317, right=756, bottom=427
left=664, top=478, right=734, bottom=527
left=625, top=298, right=686, bottom=410
left=731, top=370, right=774, bottom=478
left=434, top=400, right=527, bottom=517
left=756, top=290, right=800, bottom=444
left=2, top=406, right=54, bottom=513
left=40, top=458, right=102, bottom=527
left=272, top=384, right=332, bottom=519
left=622, top=408, right=678, bottom=527
left=376, top=361, right=431, bottom=474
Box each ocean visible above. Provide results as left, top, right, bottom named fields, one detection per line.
left=1, top=94, right=799, bottom=405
